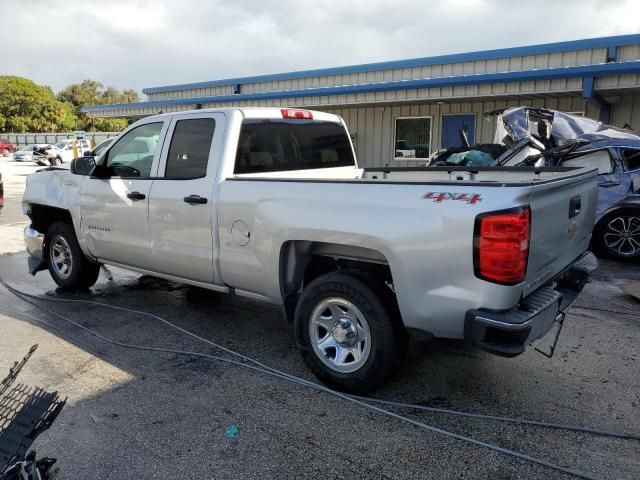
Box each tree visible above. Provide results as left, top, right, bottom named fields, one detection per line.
left=58, top=80, right=140, bottom=131
left=0, top=76, right=78, bottom=133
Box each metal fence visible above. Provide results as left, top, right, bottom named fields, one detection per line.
left=3, top=132, right=120, bottom=148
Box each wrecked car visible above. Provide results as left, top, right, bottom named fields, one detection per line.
left=429, top=107, right=640, bottom=261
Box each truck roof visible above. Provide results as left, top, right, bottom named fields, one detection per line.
left=142, top=107, right=343, bottom=124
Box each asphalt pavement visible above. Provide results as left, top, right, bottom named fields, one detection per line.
left=0, top=155, right=638, bottom=479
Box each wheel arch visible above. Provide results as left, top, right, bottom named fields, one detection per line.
left=595, top=200, right=640, bottom=231
left=278, top=240, right=398, bottom=324
left=29, top=204, right=85, bottom=259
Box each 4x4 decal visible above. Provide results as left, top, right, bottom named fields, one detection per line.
left=422, top=192, right=483, bottom=204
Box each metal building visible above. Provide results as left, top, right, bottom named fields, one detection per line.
left=84, top=35, right=640, bottom=168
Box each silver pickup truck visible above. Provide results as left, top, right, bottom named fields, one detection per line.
left=22, top=107, right=598, bottom=392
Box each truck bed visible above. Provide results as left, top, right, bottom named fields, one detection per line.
left=360, top=166, right=595, bottom=185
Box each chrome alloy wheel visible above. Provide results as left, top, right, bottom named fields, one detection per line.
left=309, top=297, right=371, bottom=373
left=50, top=235, right=73, bottom=279
left=604, top=215, right=640, bottom=257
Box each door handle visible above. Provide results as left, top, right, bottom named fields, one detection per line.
left=127, top=192, right=147, bottom=200
left=127, top=191, right=146, bottom=200
left=184, top=195, right=208, bottom=205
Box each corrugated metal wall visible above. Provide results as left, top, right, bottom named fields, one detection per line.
left=611, top=92, right=640, bottom=128
left=323, top=97, right=600, bottom=168
left=147, top=46, right=640, bottom=100
left=89, top=71, right=640, bottom=119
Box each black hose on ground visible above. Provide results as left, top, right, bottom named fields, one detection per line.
left=2, top=276, right=636, bottom=480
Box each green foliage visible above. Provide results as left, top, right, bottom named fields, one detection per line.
left=58, top=79, right=139, bottom=131
left=0, top=76, right=78, bottom=133
left=0, top=76, right=139, bottom=133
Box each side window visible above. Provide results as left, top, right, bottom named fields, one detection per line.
left=106, top=122, right=163, bottom=177
left=562, top=150, right=613, bottom=175
left=165, top=118, right=215, bottom=179
left=621, top=149, right=640, bottom=171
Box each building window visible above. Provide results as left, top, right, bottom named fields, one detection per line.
left=394, top=117, right=431, bottom=160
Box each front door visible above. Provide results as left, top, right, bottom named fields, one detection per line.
left=80, top=120, right=167, bottom=268
left=441, top=114, right=476, bottom=149
left=147, top=112, right=223, bottom=283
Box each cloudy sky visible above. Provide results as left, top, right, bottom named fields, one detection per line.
left=3, top=0, right=639, bottom=95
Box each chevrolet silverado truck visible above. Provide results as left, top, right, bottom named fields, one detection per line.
left=21, top=107, right=599, bottom=392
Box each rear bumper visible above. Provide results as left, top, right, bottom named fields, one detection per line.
left=465, top=251, right=597, bottom=357
left=24, top=225, right=46, bottom=275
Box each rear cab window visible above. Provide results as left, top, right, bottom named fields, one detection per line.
left=234, top=120, right=355, bottom=174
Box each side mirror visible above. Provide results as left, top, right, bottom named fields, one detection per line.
left=70, top=156, right=96, bottom=176
left=91, top=163, right=111, bottom=179
left=83, top=150, right=94, bottom=157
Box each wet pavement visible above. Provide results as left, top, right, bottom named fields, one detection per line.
left=0, top=156, right=639, bottom=479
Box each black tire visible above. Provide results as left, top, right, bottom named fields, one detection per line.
left=294, top=271, right=407, bottom=393
left=593, top=209, right=640, bottom=262
left=46, top=221, right=100, bottom=289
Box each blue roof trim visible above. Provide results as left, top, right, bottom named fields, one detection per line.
left=141, top=34, right=640, bottom=94
left=83, top=60, right=640, bottom=113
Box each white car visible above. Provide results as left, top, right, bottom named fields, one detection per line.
left=52, top=139, right=92, bottom=163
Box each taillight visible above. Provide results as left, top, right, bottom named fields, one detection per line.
left=474, top=207, right=530, bottom=285
left=281, top=108, right=313, bottom=120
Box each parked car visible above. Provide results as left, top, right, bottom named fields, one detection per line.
left=22, top=107, right=598, bottom=392
left=430, top=107, right=640, bottom=261
left=0, top=137, right=15, bottom=157
left=52, top=139, right=92, bottom=163
left=13, top=144, right=47, bottom=163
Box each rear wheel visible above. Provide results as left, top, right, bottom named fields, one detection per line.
left=46, top=222, right=100, bottom=289
left=294, top=271, right=407, bottom=393
left=594, top=209, right=640, bottom=262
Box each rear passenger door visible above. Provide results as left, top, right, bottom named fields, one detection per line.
left=148, top=112, right=224, bottom=282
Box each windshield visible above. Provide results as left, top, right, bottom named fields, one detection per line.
left=54, top=140, right=68, bottom=149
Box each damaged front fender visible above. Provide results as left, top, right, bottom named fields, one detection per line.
left=24, top=225, right=47, bottom=275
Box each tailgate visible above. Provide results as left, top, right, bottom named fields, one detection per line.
left=523, top=168, right=598, bottom=297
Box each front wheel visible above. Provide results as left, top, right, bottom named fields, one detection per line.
left=594, top=210, right=640, bottom=262
left=294, top=271, right=407, bottom=393
left=46, top=222, right=100, bottom=289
